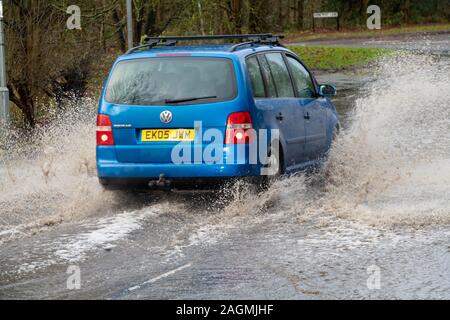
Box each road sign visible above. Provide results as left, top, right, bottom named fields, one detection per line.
left=313, top=12, right=338, bottom=18
left=312, top=12, right=340, bottom=32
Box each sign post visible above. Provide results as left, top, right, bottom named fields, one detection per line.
left=126, top=0, right=133, bottom=50
left=312, top=12, right=339, bottom=32
left=0, top=0, right=9, bottom=125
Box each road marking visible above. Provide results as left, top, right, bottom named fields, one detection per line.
left=128, top=263, right=192, bottom=292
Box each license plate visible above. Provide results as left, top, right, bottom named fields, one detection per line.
left=141, top=129, right=194, bottom=142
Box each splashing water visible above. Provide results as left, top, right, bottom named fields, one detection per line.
left=0, top=53, right=449, bottom=242
left=0, top=98, right=132, bottom=239
left=319, top=53, right=450, bottom=227
left=222, top=52, right=450, bottom=229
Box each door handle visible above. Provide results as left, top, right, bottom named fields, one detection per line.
left=276, top=113, right=284, bottom=121
left=304, top=112, right=311, bottom=120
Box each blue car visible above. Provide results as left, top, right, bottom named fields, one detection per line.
left=96, top=34, right=339, bottom=190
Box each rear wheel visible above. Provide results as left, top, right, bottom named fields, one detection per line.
left=332, top=124, right=340, bottom=143
left=258, top=142, right=283, bottom=191
left=99, top=178, right=125, bottom=191
left=99, top=178, right=112, bottom=189
left=98, top=178, right=148, bottom=192
left=267, top=149, right=281, bottom=176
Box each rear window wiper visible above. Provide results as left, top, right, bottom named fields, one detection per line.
left=165, top=96, right=217, bottom=104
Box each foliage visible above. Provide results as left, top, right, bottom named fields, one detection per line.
left=2, top=0, right=449, bottom=127
left=289, top=46, right=393, bottom=70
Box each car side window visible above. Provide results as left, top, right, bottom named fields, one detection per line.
left=246, top=56, right=265, bottom=98
left=265, top=53, right=295, bottom=98
left=286, top=56, right=316, bottom=99
left=258, top=55, right=277, bottom=98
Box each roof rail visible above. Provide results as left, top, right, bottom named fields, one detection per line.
left=126, top=34, right=284, bottom=54
left=228, top=35, right=285, bottom=52
left=125, top=39, right=176, bottom=55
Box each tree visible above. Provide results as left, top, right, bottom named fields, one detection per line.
left=3, top=0, right=449, bottom=127
left=5, top=0, right=112, bottom=127
left=248, top=0, right=268, bottom=33
left=296, top=0, right=304, bottom=30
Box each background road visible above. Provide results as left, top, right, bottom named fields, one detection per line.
left=291, top=32, right=450, bottom=54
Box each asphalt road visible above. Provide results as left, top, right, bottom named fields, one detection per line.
left=292, top=31, right=450, bottom=54
left=1, top=33, right=449, bottom=300
left=1, top=187, right=449, bottom=299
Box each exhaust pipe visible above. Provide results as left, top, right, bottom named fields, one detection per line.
left=148, top=174, right=172, bottom=189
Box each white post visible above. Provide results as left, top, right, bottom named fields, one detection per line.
left=197, top=0, right=205, bottom=35
left=0, top=0, right=9, bottom=125
left=126, top=0, right=133, bottom=50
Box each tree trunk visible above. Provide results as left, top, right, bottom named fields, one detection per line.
left=144, top=5, right=157, bottom=36
left=249, top=0, right=268, bottom=33
left=360, top=0, right=369, bottom=27
left=100, top=0, right=106, bottom=52
left=402, top=0, right=411, bottom=24
left=231, top=0, right=242, bottom=34
left=112, top=8, right=126, bottom=52
left=13, top=84, right=35, bottom=128
left=297, top=0, right=304, bottom=30
left=278, top=0, right=284, bottom=30
left=134, top=4, right=145, bottom=44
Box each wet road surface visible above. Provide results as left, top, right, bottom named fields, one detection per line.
left=292, top=32, right=450, bottom=54
left=1, top=37, right=450, bottom=300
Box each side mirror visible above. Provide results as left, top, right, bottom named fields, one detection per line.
left=318, top=84, right=337, bottom=97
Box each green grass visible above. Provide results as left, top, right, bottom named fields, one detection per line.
left=288, top=45, right=394, bottom=70
left=285, top=23, right=450, bottom=42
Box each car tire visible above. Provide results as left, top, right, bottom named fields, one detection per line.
left=98, top=178, right=120, bottom=191
left=98, top=178, right=144, bottom=192
left=258, top=142, right=282, bottom=191
left=332, top=124, right=340, bottom=143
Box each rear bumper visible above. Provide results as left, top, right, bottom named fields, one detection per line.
left=97, top=161, right=257, bottom=179
left=97, top=145, right=260, bottom=180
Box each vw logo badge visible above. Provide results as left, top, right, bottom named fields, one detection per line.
left=160, top=111, right=172, bottom=124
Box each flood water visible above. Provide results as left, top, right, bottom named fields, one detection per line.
left=0, top=52, right=449, bottom=299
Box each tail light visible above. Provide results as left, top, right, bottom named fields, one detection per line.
left=225, top=112, right=253, bottom=144
left=96, top=114, right=115, bottom=146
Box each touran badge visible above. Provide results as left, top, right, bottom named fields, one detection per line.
left=160, top=111, right=173, bottom=124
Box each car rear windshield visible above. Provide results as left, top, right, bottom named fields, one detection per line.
left=105, top=57, right=237, bottom=105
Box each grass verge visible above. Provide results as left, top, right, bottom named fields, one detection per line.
left=285, top=23, right=450, bottom=42
left=288, top=45, right=394, bottom=70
